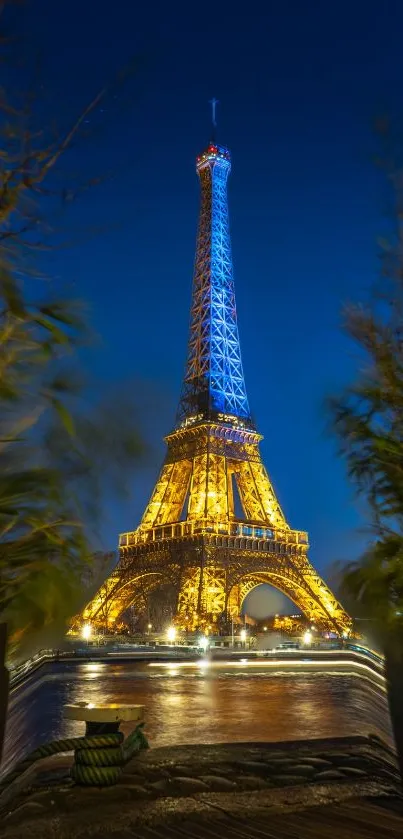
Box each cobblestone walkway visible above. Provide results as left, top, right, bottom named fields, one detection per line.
left=123, top=798, right=403, bottom=839
left=1, top=735, right=402, bottom=838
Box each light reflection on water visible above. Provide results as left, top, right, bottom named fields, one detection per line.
left=2, top=660, right=392, bottom=775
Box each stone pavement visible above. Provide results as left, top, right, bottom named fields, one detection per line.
left=1, top=735, right=402, bottom=838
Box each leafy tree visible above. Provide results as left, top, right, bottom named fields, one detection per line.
left=0, top=3, right=143, bottom=662
left=329, top=126, right=403, bottom=776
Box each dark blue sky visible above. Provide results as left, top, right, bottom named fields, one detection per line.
left=16, top=1, right=403, bottom=604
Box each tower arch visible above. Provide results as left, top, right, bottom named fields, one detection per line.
left=82, top=572, right=176, bottom=629
left=227, top=572, right=338, bottom=628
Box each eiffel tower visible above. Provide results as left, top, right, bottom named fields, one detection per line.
left=80, top=136, right=351, bottom=636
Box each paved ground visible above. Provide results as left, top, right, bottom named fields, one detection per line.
left=1, top=735, right=402, bottom=838
left=119, top=798, right=403, bottom=838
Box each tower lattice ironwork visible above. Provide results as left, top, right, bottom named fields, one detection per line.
left=78, top=140, right=351, bottom=635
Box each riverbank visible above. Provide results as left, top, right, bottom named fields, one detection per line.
left=1, top=735, right=402, bottom=838
left=7, top=647, right=201, bottom=689
left=8, top=643, right=384, bottom=690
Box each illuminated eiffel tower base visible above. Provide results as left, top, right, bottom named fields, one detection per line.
left=79, top=141, right=351, bottom=635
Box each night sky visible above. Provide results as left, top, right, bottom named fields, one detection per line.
left=14, top=1, right=403, bottom=615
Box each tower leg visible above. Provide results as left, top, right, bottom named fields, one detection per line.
left=177, top=568, right=202, bottom=630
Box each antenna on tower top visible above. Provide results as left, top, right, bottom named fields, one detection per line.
left=209, top=98, right=219, bottom=141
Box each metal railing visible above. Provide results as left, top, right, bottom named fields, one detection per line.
left=119, top=521, right=308, bottom=548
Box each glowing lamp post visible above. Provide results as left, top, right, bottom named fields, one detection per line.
left=240, top=628, right=247, bottom=649
left=82, top=623, right=92, bottom=650
left=303, top=630, right=312, bottom=646
left=167, top=626, right=176, bottom=646
left=199, top=635, right=209, bottom=653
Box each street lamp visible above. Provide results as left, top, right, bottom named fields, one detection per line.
left=167, top=626, right=176, bottom=645
left=82, top=623, right=92, bottom=642
left=81, top=623, right=92, bottom=651
left=199, top=635, right=209, bottom=653
left=303, top=630, right=312, bottom=646
left=240, top=628, right=247, bottom=648
left=147, top=623, right=152, bottom=633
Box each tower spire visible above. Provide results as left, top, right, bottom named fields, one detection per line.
left=209, top=97, right=219, bottom=141
left=176, top=139, right=252, bottom=429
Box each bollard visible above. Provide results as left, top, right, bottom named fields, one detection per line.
left=64, top=703, right=147, bottom=785
left=0, top=702, right=148, bottom=796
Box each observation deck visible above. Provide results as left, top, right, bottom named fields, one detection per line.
left=119, top=521, right=308, bottom=549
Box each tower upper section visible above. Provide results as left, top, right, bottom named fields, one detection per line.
left=176, top=143, right=253, bottom=430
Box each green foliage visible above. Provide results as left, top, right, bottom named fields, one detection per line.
left=0, top=288, right=145, bottom=658
left=327, top=129, right=403, bottom=780
left=335, top=540, right=403, bottom=647
left=328, top=302, right=403, bottom=528
left=0, top=10, right=143, bottom=659
left=328, top=134, right=403, bottom=647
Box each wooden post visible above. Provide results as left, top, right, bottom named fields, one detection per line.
left=0, top=622, right=9, bottom=763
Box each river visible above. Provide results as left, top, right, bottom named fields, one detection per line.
left=2, top=658, right=392, bottom=775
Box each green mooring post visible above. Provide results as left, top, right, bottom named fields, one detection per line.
left=0, top=623, right=9, bottom=763
left=64, top=702, right=147, bottom=785
left=0, top=701, right=148, bottom=796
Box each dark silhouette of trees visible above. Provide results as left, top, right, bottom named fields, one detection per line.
left=329, top=122, right=403, bottom=777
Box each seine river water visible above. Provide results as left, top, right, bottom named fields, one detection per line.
left=2, top=659, right=392, bottom=775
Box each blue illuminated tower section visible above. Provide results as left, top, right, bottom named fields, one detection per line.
left=177, top=143, right=253, bottom=428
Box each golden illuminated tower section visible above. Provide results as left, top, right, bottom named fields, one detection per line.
left=79, top=140, right=351, bottom=635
